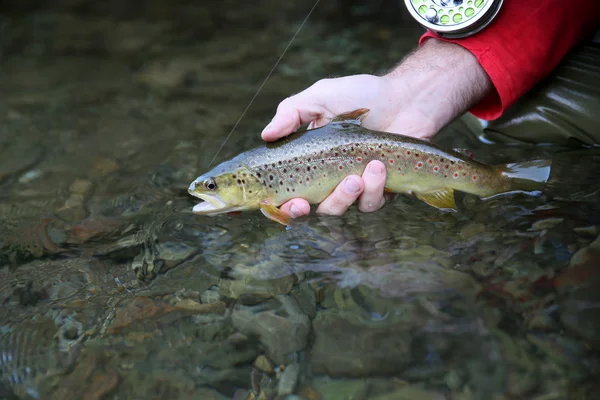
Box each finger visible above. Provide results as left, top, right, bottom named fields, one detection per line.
left=316, top=176, right=364, bottom=216
left=279, top=198, right=311, bottom=218
left=358, top=160, right=387, bottom=213
left=261, top=97, right=325, bottom=142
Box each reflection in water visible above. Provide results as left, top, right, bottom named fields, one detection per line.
left=1, top=0, right=600, bottom=399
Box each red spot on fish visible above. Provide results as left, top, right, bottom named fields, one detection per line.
left=397, top=167, right=402, bottom=171
left=417, top=162, right=423, bottom=168
left=428, top=159, right=433, bottom=164
left=462, top=172, right=466, bottom=176
left=357, top=157, right=362, bottom=162
left=339, top=166, right=343, bottom=170
left=445, top=165, right=449, bottom=169
left=433, top=166, right=439, bottom=172
left=407, top=151, right=411, bottom=155
left=389, top=159, right=394, bottom=164
left=226, top=211, right=242, bottom=216
left=454, top=173, right=459, bottom=178
left=473, top=175, right=477, bottom=181
left=289, top=174, right=293, bottom=178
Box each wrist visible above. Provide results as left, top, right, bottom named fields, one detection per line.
left=383, top=38, right=493, bottom=136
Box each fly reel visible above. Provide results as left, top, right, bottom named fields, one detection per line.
left=404, top=0, right=503, bottom=39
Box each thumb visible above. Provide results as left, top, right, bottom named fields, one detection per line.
left=261, top=97, right=326, bottom=142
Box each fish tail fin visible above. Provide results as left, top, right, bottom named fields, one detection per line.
left=494, top=159, right=552, bottom=193
left=540, top=148, right=600, bottom=203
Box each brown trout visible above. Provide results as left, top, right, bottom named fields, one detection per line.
left=189, top=109, right=551, bottom=226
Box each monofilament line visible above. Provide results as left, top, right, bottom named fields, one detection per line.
left=207, top=0, right=322, bottom=168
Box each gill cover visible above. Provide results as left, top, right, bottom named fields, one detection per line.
left=404, top=0, right=503, bottom=39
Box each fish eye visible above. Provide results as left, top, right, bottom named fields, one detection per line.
left=204, top=179, right=217, bottom=190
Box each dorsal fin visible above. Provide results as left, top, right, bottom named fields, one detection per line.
left=330, top=108, right=370, bottom=125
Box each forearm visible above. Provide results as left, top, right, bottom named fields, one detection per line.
left=420, top=0, right=600, bottom=120
left=382, top=38, right=493, bottom=137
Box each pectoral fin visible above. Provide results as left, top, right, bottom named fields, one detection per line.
left=260, top=200, right=292, bottom=226
left=414, top=188, right=457, bottom=211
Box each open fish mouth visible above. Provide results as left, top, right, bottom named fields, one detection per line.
left=188, top=189, right=241, bottom=216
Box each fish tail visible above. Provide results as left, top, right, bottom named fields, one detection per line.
left=494, top=159, right=552, bottom=193
left=541, top=148, right=600, bottom=203
left=494, top=148, right=600, bottom=203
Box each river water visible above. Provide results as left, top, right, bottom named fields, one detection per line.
left=1, top=1, right=599, bottom=399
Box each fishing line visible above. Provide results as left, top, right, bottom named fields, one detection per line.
left=208, top=0, right=322, bottom=168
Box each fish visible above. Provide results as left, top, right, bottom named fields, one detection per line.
left=188, top=108, right=552, bottom=226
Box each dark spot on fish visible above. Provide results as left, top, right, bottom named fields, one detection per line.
left=415, top=153, right=419, bottom=157
left=342, top=149, right=346, bottom=153
left=283, top=169, right=287, bottom=173
left=256, top=173, right=261, bottom=178
left=249, top=190, right=252, bottom=193
left=269, top=175, right=274, bottom=180
left=269, top=184, right=273, bottom=188
left=321, top=160, right=325, bottom=164
left=232, top=174, right=237, bottom=179
left=307, top=166, right=311, bottom=171
left=450, top=161, right=455, bottom=164
left=296, top=168, right=300, bottom=172
left=292, top=188, right=295, bottom=192
left=278, top=161, right=282, bottom=165
left=243, top=173, right=247, bottom=177
left=279, top=181, right=283, bottom=185
left=444, top=175, right=448, bottom=178
left=335, top=152, right=339, bottom=157
left=407, top=151, right=411, bottom=155
left=287, top=188, right=290, bottom=192
left=306, top=177, right=310, bottom=182
left=445, top=165, right=449, bottom=169
left=237, top=179, right=242, bottom=184
left=242, top=179, right=246, bottom=184
left=289, top=174, right=293, bottom=178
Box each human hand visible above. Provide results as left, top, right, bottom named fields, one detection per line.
left=262, top=39, right=493, bottom=219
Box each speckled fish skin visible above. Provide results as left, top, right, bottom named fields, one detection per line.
left=189, top=109, right=550, bottom=225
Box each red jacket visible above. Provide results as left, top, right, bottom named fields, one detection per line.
left=420, top=0, right=600, bottom=120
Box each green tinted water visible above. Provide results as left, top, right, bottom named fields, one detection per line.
left=1, top=1, right=600, bottom=399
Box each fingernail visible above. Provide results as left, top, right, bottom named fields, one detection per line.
left=344, top=178, right=361, bottom=194
left=261, top=123, right=273, bottom=134
left=368, top=162, right=385, bottom=175
left=289, top=204, right=301, bottom=218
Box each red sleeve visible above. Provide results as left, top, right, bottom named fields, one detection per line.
left=419, top=1, right=600, bottom=121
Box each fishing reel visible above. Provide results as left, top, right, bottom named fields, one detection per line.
left=404, top=0, right=503, bottom=39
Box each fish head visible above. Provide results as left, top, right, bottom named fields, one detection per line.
left=188, top=165, right=264, bottom=216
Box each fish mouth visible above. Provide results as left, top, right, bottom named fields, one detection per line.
left=188, top=189, right=241, bottom=216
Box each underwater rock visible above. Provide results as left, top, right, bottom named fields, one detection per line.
left=310, top=308, right=413, bottom=377
left=231, top=295, right=310, bottom=365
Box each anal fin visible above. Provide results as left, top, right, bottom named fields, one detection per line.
left=260, top=200, right=292, bottom=226
left=414, top=188, right=457, bottom=211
